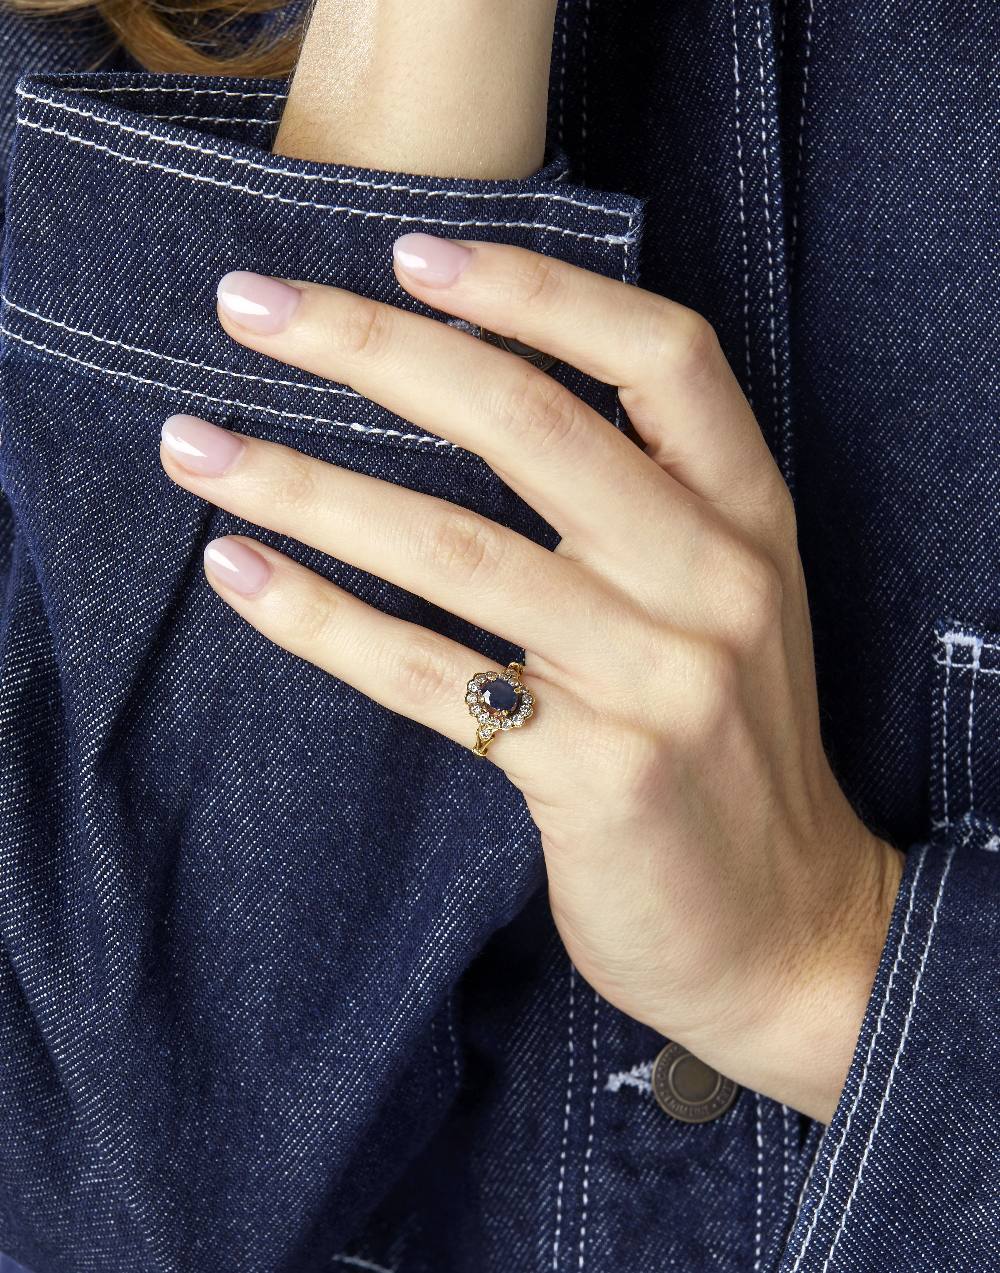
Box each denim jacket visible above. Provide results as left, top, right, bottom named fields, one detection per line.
left=0, top=2, right=996, bottom=1271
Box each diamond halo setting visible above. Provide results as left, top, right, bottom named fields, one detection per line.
left=466, top=661, right=535, bottom=756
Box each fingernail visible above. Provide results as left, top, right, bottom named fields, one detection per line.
left=392, top=233, right=473, bottom=287
left=216, top=270, right=302, bottom=334
left=203, top=537, right=273, bottom=597
left=161, top=414, right=246, bottom=476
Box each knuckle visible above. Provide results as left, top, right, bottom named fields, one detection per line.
left=648, top=303, right=721, bottom=384
left=332, top=297, right=392, bottom=359
left=286, top=585, right=341, bottom=647
left=389, top=638, right=453, bottom=707
left=725, top=545, right=785, bottom=647
left=424, top=512, right=500, bottom=586
left=509, top=252, right=564, bottom=308
left=503, top=369, right=581, bottom=451
left=267, top=452, right=322, bottom=519
left=766, top=480, right=799, bottom=543
left=675, top=638, right=741, bottom=740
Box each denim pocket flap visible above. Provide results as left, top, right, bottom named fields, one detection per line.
left=931, top=619, right=1000, bottom=832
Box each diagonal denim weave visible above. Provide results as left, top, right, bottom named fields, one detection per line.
left=0, top=0, right=997, bottom=1270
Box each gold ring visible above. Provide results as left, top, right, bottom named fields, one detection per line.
left=465, top=661, right=535, bottom=757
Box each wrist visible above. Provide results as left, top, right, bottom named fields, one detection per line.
left=273, top=0, right=560, bottom=175
left=676, top=831, right=906, bottom=1124
left=747, top=833, right=905, bottom=1123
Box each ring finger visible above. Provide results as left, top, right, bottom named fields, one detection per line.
left=201, top=532, right=579, bottom=783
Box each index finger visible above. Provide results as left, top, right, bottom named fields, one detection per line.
left=392, top=234, right=788, bottom=526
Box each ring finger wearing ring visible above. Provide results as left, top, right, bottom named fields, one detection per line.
left=199, top=534, right=552, bottom=773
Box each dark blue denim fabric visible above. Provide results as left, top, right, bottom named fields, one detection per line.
left=0, top=2, right=996, bottom=1271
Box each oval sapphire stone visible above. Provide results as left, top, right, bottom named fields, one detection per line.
left=481, top=677, right=521, bottom=715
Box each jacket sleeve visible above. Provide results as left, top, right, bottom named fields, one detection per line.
left=2, top=63, right=646, bottom=475
left=0, top=58, right=646, bottom=677
left=0, top=61, right=651, bottom=1273
left=770, top=813, right=1000, bottom=1271
left=0, top=10, right=121, bottom=598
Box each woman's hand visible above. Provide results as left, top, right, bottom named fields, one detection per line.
left=158, top=235, right=905, bottom=1124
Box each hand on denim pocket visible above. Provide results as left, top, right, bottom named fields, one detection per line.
left=158, top=232, right=905, bottom=1125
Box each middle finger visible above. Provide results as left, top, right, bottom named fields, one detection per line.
left=212, top=269, right=693, bottom=554
left=159, top=411, right=622, bottom=663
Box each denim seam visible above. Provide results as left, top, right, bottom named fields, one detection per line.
left=788, top=0, right=817, bottom=262
left=552, top=963, right=576, bottom=1271
left=16, top=120, right=636, bottom=243
left=331, top=1256, right=395, bottom=1273
left=556, top=0, right=569, bottom=149
left=0, top=326, right=465, bottom=452
left=932, top=661, right=1000, bottom=676
left=940, top=638, right=954, bottom=829
left=2, top=295, right=363, bottom=402
left=71, top=86, right=288, bottom=99
left=144, top=114, right=278, bottom=125
left=788, top=1128, right=826, bottom=1253
left=785, top=842, right=930, bottom=1271
left=966, top=642, right=981, bottom=809
left=730, top=0, right=755, bottom=402
left=575, top=989, right=599, bottom=1272
left=579, top=0, right=591, bottom=183
left=936, top=627, right=1000, bottom=660
left=753, top=1, right=781, bottom=445
left=428, top=1014, right=444, bottom=1106
left=17, top=88, right=635, bottom=218
left=934, top=629, right=988, bottom=831
left=814, top=840, right=957, bottom=1272
left=780, top=1104, right=793, bottom=1210
left=753, top=1093, right=764, bottom=1271
left=777, top=0, right=790, bottom=57
left=445, top=993, right=460, bottom=1084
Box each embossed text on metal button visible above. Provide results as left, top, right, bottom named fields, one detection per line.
left=651, top=1041, right=740, bottom=1124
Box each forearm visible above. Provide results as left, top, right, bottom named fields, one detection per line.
left=272, top=0, right=559, bottom=177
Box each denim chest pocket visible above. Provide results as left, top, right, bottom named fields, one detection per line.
left=931, top=620, right=1000, bottom=837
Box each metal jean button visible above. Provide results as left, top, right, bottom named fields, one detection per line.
left=651, top=1041, right=740, bottom=1123
left=478, top=325, right=557, bottom=371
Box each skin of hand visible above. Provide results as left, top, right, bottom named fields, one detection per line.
left=157, top=241, right=906, bottom=1125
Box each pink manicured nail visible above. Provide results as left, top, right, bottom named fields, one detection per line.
left=216, top=270, right=302, bottom=333
left=161, top=414, right=246, bottom=476
left=203, top=537, right=273, bottom=596
left=392, top=233, right=473, bottom=287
